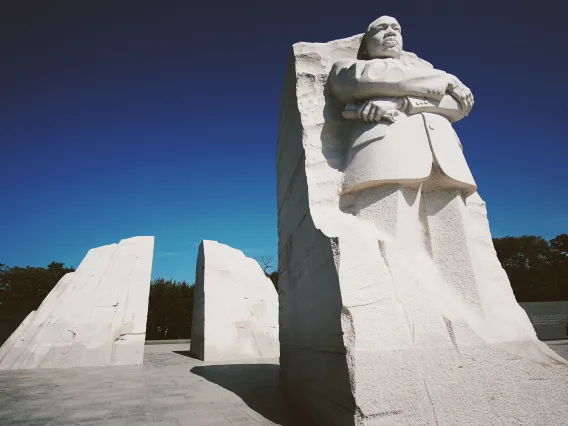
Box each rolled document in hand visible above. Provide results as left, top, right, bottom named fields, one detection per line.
left=342, top=104, right=402, bottom=122
left=343, top=95, right=464, bottom=123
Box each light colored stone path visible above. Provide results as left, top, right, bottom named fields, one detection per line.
left=0, top=341, right=565, bottom=425
left=0, top=343, right=316, bottom=425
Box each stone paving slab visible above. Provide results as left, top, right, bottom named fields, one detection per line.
left=0, top=342, right=566, bottom=425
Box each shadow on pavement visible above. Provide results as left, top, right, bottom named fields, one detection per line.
left=172, top=350, right=200, bottom=360
left=191, top=363, right=316, bottom=426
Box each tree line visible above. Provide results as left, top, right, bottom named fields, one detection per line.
left=492, top=234, right=567, bottom=303
left=0, top=234, right=566, bottom=344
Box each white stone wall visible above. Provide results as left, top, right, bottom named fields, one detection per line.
left=189, top=240, right=279, bottom=361
left=277, top=35, right=568, bottom=425
left=0, top=236, right=154, bottom=370
left=277, top=52, right=355, bottom=424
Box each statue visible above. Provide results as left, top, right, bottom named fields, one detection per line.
left=277, top=15, right=568, bottom=426
left=329, top=16, right=485, bottom=309
left=330, top=15, right=475, bottom=198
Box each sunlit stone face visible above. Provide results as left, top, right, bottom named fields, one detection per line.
left=364, top=16, right=403, bottom=59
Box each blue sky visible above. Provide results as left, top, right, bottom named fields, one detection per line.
left=0, top=1, right=566, bottom=282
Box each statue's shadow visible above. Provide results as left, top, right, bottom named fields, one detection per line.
left=190, top=363, right=316, bottom=425
left=320, top=81, right=350, bottom=173
left=172, top=350, right=200, bottom=359
left=320, top=80, right=368, bottom=214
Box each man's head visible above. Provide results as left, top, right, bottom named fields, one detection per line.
left=363, top=16, right=403, bottom=59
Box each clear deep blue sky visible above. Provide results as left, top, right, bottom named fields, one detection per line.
left=1, top=1, right=566, bottom=282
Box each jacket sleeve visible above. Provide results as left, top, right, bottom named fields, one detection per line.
left=405, top=95, right=465, bottom=123
left=329, top=58, right=452, bottom=105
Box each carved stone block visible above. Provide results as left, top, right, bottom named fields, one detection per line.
left=0, top=236, right=154, bottom=369
left=277, top=22, right=568, bottom=425
left=190, top=240, right=279, bottom=361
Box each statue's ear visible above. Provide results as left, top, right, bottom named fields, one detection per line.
left=356, top=36, right=368, bottom=60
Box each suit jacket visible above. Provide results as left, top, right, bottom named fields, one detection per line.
left=329, top=57, right=477, bottom=196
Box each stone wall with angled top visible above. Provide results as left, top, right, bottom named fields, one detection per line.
left=0, top=236, right=154, bottom=370
left=190, top=240, right=279, bottom=361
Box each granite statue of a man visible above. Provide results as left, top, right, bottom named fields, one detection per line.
left=277, top=15, right=568, bottom=425
left=330, top=15, right=476, bottom=198
left=329, top=16, right=483, bottom=307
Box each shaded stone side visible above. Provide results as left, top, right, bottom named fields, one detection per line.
left=190, top=243, right=206, bottom=360
left=277, top=50, right=354, bottom=425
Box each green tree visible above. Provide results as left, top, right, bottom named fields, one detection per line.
left=0, top=262, right=75, bottom=345
left=145, top=278, right=195, bottom=340
left=550, top=234, right=568, bottom=255
left=493, top=234, right=568, bottom=302
left=549, top=234, right=568, bottom=300
left=268, top=270, right=279, bottom=290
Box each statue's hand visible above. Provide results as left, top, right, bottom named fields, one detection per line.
left=447, top=76, right=474, bottom=116
left=357, top=98, right=403, bottom=123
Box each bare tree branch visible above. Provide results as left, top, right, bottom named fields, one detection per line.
left=260, top=256, right=275, bottom=274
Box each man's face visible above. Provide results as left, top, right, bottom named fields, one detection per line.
left=365, top=16, right=403, bottom=59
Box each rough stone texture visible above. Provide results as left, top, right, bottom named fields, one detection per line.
left=0, top=236, right=154, bottom=370
left=190, top=240, right=279, bottom=361
left=277, top=34, right=568, bottom=425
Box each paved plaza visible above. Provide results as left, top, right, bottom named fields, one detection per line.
left=0, top=343, right=316, bottom=425
left=0, top=341, right=566, bottom=426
